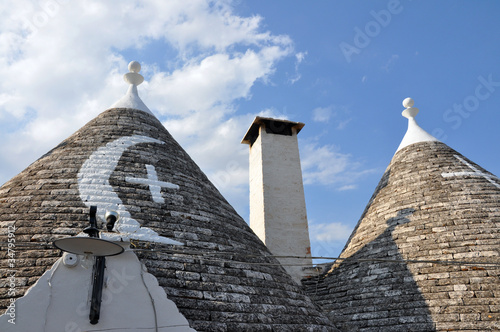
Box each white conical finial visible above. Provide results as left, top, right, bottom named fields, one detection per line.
left=396, top=97, right=439, bottom=153
left=402, top=97, right=419, bottom=118
left=124, top=61, right=144, bottom=86
left=109, top=61, right=152, bottom=114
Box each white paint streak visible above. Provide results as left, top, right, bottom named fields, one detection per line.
left=126, top=164, right=179, bottom=204
left=441, top=155, right=500, bottom=189
left=77, top=135, right=183, bottom=245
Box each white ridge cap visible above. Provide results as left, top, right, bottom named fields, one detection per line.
left=110, top=61, right=153, bottom=115
left=396, top=97, right=439, bottom=153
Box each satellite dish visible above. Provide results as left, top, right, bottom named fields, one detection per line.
left=54, top=237, right=124, bottom=256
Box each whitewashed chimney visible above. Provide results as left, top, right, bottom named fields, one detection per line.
left=242, top=117, right=312, bottom=283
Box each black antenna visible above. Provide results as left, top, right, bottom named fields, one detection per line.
left=82, top=205, right=105, bottom=325
left=83, top=206, right=99, bottom=238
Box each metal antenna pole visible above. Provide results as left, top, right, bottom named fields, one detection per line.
left=85, top=206, right=106, bottom=325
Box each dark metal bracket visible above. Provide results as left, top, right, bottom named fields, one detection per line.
left=86, top=206, right=106, bottom=325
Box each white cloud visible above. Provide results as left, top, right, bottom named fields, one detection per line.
left=309, top=220, right=353, bottom=261
left=147, top=48, right=289, bottom=116
left=382, top=54, right=399, bottom=72
left=335, top=118, right=351, bottom=130
left=300, top=142, right=352, bottom=185
left=295, top=51, right=306, bottom=63
left=164, top=1, right=292, bottom=55
left=288, top=51, right=306, bottom=84
left=311, top=105, right=351, bottom=129
left=338, top=184, right=357, bottom=191
left=312, top=106, right=332, bottom=123
left=309, top=222, right=353, bottom=242
left=300, top=140, right=375, bottom=188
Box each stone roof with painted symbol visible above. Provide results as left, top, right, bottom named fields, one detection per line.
left=0, top=62, right=338, bottom=331
left=303, top=98, right=500, bottom=332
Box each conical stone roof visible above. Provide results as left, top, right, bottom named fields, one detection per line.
left=0, top=63, right=337, bottom=331
left=304, top=99, right=500, bottom=332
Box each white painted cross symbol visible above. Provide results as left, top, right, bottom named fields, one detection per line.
left=125, top=164, right=180, bottom=204
left=441, top=155, right=500, bottom=189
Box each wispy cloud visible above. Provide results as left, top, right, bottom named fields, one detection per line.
left=338, top=184, right=357, bottom=191
left=312, top=105, right=351, bottom=129
left=312, top=106, right=332, bottom=123
left=300, top=140, right=375, bottom=188
left=309, top=221, right=353, bottom=242
left=300, top=142, right=352, bottom=186
left=335, top=118, right=351, bottom=130
left=288, top=51, right=307, bottom=84
left=382, top=54, right=399, bottom=72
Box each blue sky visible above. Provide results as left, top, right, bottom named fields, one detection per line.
left=1, top=0, right=499, bottom=261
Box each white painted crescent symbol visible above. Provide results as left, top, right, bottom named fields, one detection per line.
left=77, top=135, right=182, bottom=245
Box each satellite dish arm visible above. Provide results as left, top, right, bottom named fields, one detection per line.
left=89, top=256, right=106, bottom=324
left=83, top=205, right=105, bottom=325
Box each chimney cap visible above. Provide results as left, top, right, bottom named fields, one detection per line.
left=241, top=116, right=305, bottom=145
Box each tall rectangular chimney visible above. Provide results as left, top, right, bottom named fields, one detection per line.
left=242, top=117, right=312, bottom=283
